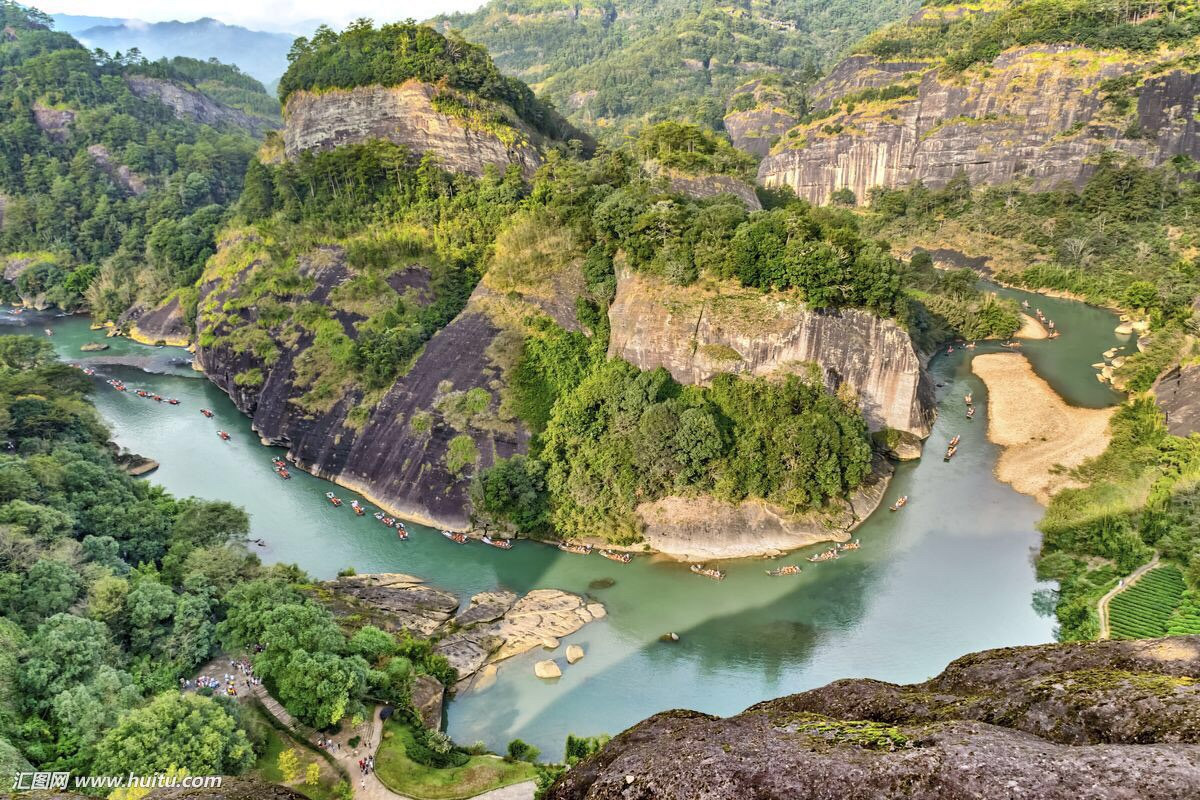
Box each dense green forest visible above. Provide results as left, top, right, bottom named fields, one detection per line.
left=0, top=2, right=270, bottom=318
left=862, top=0, right=1200, bottom=71
left=431, top=0, right=919, bottom=139
left=0, top=334, right=453, bottom=784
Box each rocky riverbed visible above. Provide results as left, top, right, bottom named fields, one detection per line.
left=321, top=574, right=604, bottom=692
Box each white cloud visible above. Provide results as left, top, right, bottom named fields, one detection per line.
left=48, top=0, right=486, bottom=34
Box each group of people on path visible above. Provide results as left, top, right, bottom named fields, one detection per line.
left=182, top=657, right=261, bottom=698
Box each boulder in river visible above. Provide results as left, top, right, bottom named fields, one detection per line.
left=80, top=342, right=109, bottom=351
left=566, top=644, right=585, bottom=664
left=534, top=660, right=562, bottom=679
left=322, top=573, right=460, bottom=637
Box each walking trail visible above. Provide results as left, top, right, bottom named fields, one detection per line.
left=190, top=658, right=533, bottom=800
left=1098, top=553, right=1161, bottom=639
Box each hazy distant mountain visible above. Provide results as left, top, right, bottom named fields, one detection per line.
left=51, top=14, right=295, bottom=86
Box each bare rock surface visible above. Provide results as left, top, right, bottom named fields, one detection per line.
left=759, top=45, right=1200, bottom=205
left=547, top=637, right=1200, bottom=800
left=411, top=673, right=445, bottom=731
left=534, top=660, right=562, bottom=679
left=1154, top=364, right=1200, bottom=437
left=324, top=573, right=460, bottom=637
left=636, top=455, right=891, bottom=559
left=126, top=75, right=276, bottom=136
left=117, top=295, right=191, bottom=346
left=86, top=144, right=147, bottom=195
left=283, top=82, right=543, bottom=178
left=608, top=268, right=934, bottom=439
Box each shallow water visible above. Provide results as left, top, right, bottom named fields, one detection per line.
left=3, top=286, right=1123, bottom=757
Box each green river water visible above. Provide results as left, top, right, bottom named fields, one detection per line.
left=4, top=286, right=1126, bottom=757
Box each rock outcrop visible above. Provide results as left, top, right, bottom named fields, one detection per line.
left=126, top=75, right=276, bottom=137
left=663, top=170, right=761, bottom=210
left=607, top=268, right=935, bottom=442
left=87, top=144, right=147, bottom=196
left=547, top=636, right=1200, bottom=800
left=1154, top=364, right=1200, bottom=437
left=31, top=102, right=74, bottom=141
left=410, top=673, right=445, bottom=731
left=319, top=574, right=602, bottom=690
left=635, top=455, right=892, bottom=560
left=194, top=236, right=527, bottom=531
left=758, top=44, right=1200, bottom=205
left=282, top=82, right=544, bottom=178
left=116, top=295, right=191, bottom=346
left=436, top=589, right=601, bottom=689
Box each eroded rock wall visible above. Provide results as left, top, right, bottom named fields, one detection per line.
left=607, top=268, right=934, bottom=440
left=759, top=46, right=1200, bottom=205
left=126, top=75, right=276, bottom=137
left=282, top=82, right=544, bottom=178
left=194, top=238, right=526, bottom=530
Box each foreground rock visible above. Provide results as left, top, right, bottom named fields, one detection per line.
left=534, top=660, right=562, bottom=679
left=410, top=673, right=445, bottom=731
left=547, top=637, right=1200, bottom=800
left=972, top=353, right=1114, bottom=505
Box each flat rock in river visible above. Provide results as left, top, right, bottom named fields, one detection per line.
left=323, top=573, right=460, bottom=637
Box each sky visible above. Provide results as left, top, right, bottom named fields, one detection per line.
left=46, top=0, right=487, bottom=33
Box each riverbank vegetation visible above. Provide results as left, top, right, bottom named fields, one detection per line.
left=0, top=2, right=268, bottom=317
left=374, top=720, right=537, bottom=800
left=0, top=335, right=459, bottom=779
left=1036, top=399, right=1200, bottom=640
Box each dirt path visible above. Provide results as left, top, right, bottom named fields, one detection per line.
left=1098, top=553, right=1161, bottom=640
left=971, top=352, right=1115, bottom=504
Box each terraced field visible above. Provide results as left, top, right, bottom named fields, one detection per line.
left=1109, top=566, right=1186, bottom=639
left=1167, top=589, right=1200, bottom=635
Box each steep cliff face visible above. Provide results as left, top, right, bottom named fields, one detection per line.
left=282, top=82, right=545, bottom=178
left=548, top=636, right=1200, bottom=800
left=758, top=45, right=1200, bottom=205
left=125, top=75, right=276, bottom=137
left=662, top=169, right=762, bottom=211
left=194, top=235, right=527, bottom=530
left=607, top=268, right=934, bottom=444
left=116, top=295, right=191, bottom=346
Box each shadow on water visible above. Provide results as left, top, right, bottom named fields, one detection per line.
left=3, top=301, right=1125, bottom=757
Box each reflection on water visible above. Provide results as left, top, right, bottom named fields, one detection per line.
left=1, top=288, right=1122, bottom=757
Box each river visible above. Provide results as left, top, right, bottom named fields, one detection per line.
left=3, top=286, right=1125, bottom=758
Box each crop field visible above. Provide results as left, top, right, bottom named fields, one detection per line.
left=1109, top=566, right=1186, bottom=639
left=1167, top=589, right=1200, bottom=636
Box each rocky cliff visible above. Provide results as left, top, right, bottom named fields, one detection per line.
left=193, top=235, right=527, bottom=530
left=126, top=75, right=276, bottom=137
left=1155, top=364, right=1200, bottom=437
left=758, top=43, right=1200, bottom=205
left=547, top=636, right=1200, bottom=800
left=282, top=82, right=545, bottom=179
left=607, top=268, right=934, bottom=448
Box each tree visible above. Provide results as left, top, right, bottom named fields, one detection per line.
left=348, top=625, right=396, bottom=662
left=506, top=738, right=539, bottom=762
left=92, top=693, right=254, bottom=777
left=171, top=500, right=250, bottom=549
left=0, top=336, right=54, bottom=371
left=274, top=650, right=368, bottom=728
left=278, top=748, right=300, bottom=782
left=305, top=761, right=321, bottom=787
left=19, top=614, right=113, bottom=709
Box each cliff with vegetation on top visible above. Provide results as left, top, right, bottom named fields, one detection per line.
left=608, top=267, right=935, bottom=445
left=757, top=1, right=1200, bottom=204
left=547, top=635, right=1200, bottom=800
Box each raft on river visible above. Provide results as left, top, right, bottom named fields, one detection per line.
left=557, top=542, right=592, bottom=555
left=765, top=564, right=801, bottom=577
left=600, top=549, right=632, bottom=563
left=690, top=564, right=726, bottom=581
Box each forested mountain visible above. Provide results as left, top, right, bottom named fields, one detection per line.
left=430, top=0, right=920, bottom=140
left=51, top=14, right=295, bottom=86
left=0, top=2, right=274, bottom=318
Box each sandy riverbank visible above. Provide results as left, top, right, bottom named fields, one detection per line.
left=972, top=353, right=1115, bottom=505
left=1016, top=313, right=1048, bottom=340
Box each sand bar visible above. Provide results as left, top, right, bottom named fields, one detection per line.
left=972, top=353, right=1114, bottom=504
left=1015, top=313, right=1048, bottom=340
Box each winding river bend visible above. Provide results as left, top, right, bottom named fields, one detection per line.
left=5, top=286, right=1124, bottom=757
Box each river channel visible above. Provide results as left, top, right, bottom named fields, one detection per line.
left=4, top=285, right=1125, bottom=757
